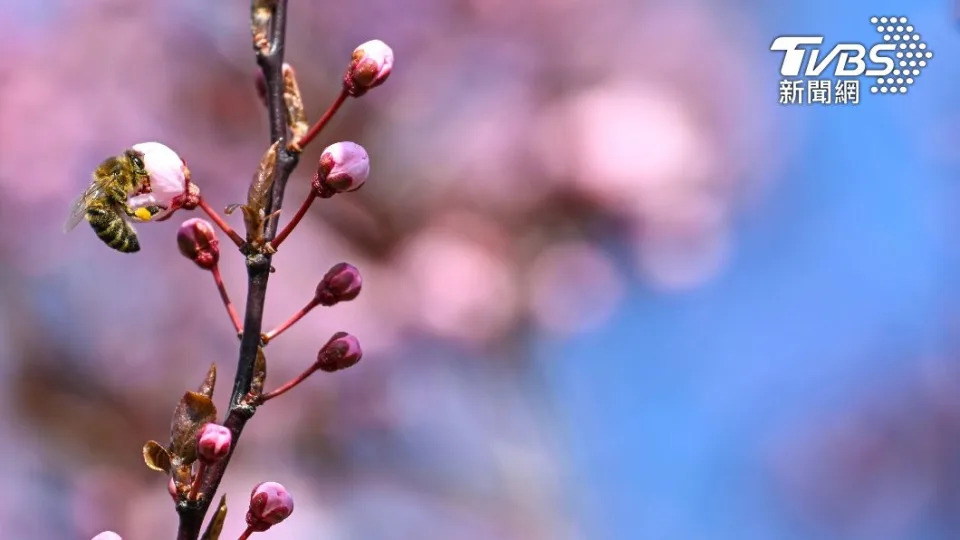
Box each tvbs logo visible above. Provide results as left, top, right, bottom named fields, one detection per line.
left=770, top=16, right=933, bottom=104
left=771, top=37, right=895, bottom=77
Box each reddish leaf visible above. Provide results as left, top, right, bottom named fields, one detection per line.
left=142, top=440, right=171, bottom=473
left=198, top=363, right=217, bottom=399
left=170, top=391, right=218, bottom=463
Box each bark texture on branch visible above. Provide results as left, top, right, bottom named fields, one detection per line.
left=176, top=1, right=300, bottom=537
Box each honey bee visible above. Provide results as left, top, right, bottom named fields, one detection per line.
left=64, top=149, right=163, bottom=253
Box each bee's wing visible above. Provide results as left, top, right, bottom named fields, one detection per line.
left=63, top=182, right=107, bottom=232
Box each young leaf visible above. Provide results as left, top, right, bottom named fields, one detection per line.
left=250, top=346, right=267, bottom=398
left=200, top=494, right=228, bottom=540
left=171, top=463, right=193, bottom=498
left=169, top=391, right=218, bottom=464
left=142, top=440, right=172, bottom=473
left=251, top=0, right=277, bottom=53
left=282, top=64, right=309, bottom=142
left=198, top=363, right=217, bottom=399
left=242, top=141, right=279, bottom=248
left=249, top=142, right=278, bottom=208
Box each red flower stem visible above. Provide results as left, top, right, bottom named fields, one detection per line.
left=270, top=191, right=317, bottom=249
left=295, top=88, right=349, bottom=150
left=198, top=198, right=245, bottom=248
left=260, top=363, right=319, bottom=403
left=261, top=299, right=320, bottom=344
left=237, top=526, right=255, bottom=540
left=211, top=264, right=243, bottom=335
left=188, top=462, right=207, bottom=501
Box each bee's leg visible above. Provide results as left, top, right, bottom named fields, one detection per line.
left=118, top=203, right=145, bottom=221
left=108, top=184, right=131, bottom=204
left=143, top=206, right=165, bottom=220
left=126, top=205, right=165, bottom=221
left=126, top=193, right=165, bottom=221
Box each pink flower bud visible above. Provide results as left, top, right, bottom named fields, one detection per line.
left=168, top=477, right=178, bottom=501
left=344, top=39, right=393, bottom=96
left=316, top=332, right=363, bottom=372
left=246, top=481, right=294, bottom=532
left=127, top=142, right=190, bottom=220
left=315, top=262, right=362, bottom=306
left=311, top=142, right=369, bottom=197
left=177, top=218, right=220, bottom=270
left=196, top=423, right=232, bottom=464
left=91, top=532, right=122, bottom=540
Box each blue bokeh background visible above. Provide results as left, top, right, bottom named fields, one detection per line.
left=549, top=2, right=960, bottom=539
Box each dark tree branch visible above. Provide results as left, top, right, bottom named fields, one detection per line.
left=175, top=1, right=300, bottom=538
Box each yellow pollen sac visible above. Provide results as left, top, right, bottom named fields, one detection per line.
left=134, top=207, right=153, bottom=221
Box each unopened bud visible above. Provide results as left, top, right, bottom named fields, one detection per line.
left=168, top=477, right=178, bottom=501
left=177, top=218, right=220, bottom=270
left=196, top=423, right=232, bottom=464
left=344, top=39, right=393, bottom=97
left=311, top=142, right=369, bottom=197
left=127, top=142, right=190, bottom=221
left=91, top=532, right=122, bottom=540
left=315, top=262, right=362, bottom=306
left=246, top=481, right=294, bottom=532
left=316, top=332, right=362, bottom=372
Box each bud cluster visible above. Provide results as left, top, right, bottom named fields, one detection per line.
left=116, top=22, right=394, bottom=539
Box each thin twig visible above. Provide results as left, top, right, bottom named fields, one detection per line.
left=294, top=88, right=349, bottom=150
left=198, top=198, right=245, bottom=248
left=269, top=191, right=317, bottom=249
left=188, top=463, right=207, bottom=501
left=210, top=264, right=243, bottom=335
left=261, top=299, right=319, bottom=344
left=258, top=363, right=318, bottom=403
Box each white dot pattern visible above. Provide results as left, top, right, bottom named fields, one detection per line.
left=872, top=16, right=931, bottom=94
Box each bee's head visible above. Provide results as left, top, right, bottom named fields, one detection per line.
left=124, top=149, right=148, bottom=176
